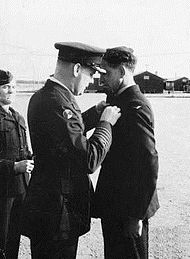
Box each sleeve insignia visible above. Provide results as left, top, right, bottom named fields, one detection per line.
left=63, top=109, right=73, bottom=119
left=133, top=105, right=142, bottom=110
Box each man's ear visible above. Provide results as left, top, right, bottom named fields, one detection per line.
left=73, top=63, right=82, bottom=77
left=119, top=65, right=125, bottom=77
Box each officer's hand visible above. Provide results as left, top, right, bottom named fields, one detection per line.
left=124, top=218, right=143, bottom=239
left=100, top=106, right=121, bottom=126
left=14, top=160, right=34, bottom=174
left=96, top=101, right=109, bottom=114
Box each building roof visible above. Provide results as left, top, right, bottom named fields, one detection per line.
left=134, top=70, right=164, bottom=80
left=165, top=76, right=189, bottom=82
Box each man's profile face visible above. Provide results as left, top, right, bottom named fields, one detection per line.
left=100, top=60, right=121, bottom=94
left=0, top=81, right=16, bottom=106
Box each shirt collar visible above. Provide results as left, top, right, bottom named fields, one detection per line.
left=49, top=76, right=73, bottom=95
left=117, top=84, right=136, bottom=96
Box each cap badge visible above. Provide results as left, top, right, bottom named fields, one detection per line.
left=63, top=109, right=73, bottom=119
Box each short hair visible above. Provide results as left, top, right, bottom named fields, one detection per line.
left=103, top=47, right=137, bottom=71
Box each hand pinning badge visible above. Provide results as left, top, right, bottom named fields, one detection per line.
left=63, top=109, right=73, bottom=119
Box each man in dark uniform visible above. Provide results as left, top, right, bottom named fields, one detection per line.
left=22, top=42, right=121, bottom=259
left=94, top=47, right=159, bottom=259
left=0, top=70, right=34, bottom=259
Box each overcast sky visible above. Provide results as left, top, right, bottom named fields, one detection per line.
left=1, top=0, right=190, bottom=79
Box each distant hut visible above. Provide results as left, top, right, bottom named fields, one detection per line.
left=134, top=71, right=164, bottom=93
left=164, top=77, right=189, bottom=92
left=183, top=79, right=190, bottom=92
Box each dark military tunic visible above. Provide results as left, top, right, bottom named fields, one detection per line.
left=22, top=79, right=112, bottom=241
left=94, top=84, right=159, bottom=258
left=0, top=106, right=31, bottom=258
left=0, top=107, right=30, bottom=197
left=95, top=84, right=159, bottom=220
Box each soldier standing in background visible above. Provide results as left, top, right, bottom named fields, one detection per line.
left=22, top=42, right=121, bottom=259
left=94, top=47, right=159, bottom=259
left=0, top=70, right=34, bottom=259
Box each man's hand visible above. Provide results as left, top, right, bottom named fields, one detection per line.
left=96, top=101, right=109, bottom=114
left=14, top=160, right=34, bottom=175
left=124, top=218, right=143, bottom=239
left=100, top=105, right=121, bottom=126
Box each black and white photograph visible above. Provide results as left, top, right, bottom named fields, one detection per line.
left=0, top=1, right=190, bottom=258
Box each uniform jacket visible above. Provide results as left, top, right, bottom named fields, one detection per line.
left=95, top=85, right=159, bottom=220
left=22, top=79, right=112, bottom=240
left=0, top=106, right=31, bottom=197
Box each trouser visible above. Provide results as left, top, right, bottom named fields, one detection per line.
left=30, top=237, right=79, bottom=259
left=101, top=217, right=149, bottom=259
left=0, top=194, right=25, bottom=259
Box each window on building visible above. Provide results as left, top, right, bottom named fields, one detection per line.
left=166, top=82, right=174, bottom=87
left=144, top=75, right=149, bottom=80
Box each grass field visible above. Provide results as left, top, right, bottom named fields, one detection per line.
left=14, top=93, right=190, bottom=258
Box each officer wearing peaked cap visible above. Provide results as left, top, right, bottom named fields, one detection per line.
left=94, top=46, right=159, bottom=259
left=22, top=42, right=121, bottom=258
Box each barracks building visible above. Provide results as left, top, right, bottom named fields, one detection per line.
left=134, top=71, right=164, bottom=93
left=164, top=77, right=190, bottom=92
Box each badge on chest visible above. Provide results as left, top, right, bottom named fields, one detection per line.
left=63, top=109, right=73, bottom=119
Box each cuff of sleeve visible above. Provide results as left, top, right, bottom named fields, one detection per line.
left=11, top=161, right=16, bottom=175
left=93, top=121, right=112, bottom=151
left=98, top=120, right=112, bottom=130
